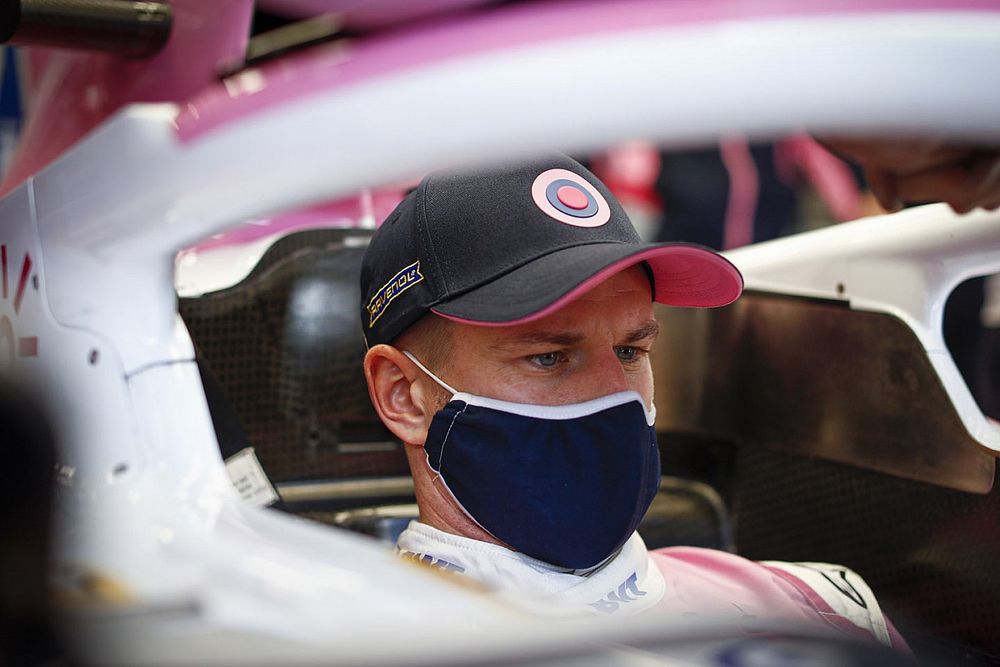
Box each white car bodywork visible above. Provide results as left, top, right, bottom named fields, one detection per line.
left=0, top=4, right=998, bottom=663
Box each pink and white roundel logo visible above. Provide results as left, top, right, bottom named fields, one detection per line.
left=531, top=169, right=611, bottom=228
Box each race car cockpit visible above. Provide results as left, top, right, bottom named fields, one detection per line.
left=2, top=0, right=999, bottom=664
left=175, top=189, right=1000, bottom=663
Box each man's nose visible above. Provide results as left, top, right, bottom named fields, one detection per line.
left=583, top=350, right=630, bottom=397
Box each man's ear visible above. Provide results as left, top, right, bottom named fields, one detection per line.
left=363, top=345, right=438, bottom=446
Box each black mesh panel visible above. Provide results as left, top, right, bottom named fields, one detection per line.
left=178, top=229, right=409, bottom=483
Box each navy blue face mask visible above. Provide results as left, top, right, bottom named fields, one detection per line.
left=405, top=352, right=661, bottom=571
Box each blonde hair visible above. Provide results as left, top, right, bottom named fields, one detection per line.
left=394, top=314, right=454, bottom=412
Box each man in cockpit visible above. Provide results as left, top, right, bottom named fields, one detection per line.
left=357, top=153, right=915, bottom=646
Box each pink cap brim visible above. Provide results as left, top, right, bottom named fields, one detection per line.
left=432, top=243, right=742, bottom=327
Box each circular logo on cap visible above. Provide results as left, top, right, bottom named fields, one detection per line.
left=531, top=169, right=611, bottom=227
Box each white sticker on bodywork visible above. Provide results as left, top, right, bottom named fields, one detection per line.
left=225, top=447, right=279, bottom=507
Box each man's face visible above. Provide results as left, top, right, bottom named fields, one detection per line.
left=433, top=266, right=657, bottom=409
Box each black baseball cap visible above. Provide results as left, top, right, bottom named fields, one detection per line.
left=360, top=153, right=743, bottom=346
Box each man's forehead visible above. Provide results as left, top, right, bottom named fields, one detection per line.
left=458, top=266, right=656, bottom=347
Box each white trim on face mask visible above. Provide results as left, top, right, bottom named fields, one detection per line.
left=403, top=351, right=656, bottom=426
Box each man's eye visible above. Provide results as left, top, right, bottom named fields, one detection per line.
left=530, top=352, right=564, bottom=368
left=615, top=346, right=640, bottom=362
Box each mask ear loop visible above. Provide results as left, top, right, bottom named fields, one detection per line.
left=402, top=351, right=476, bottom=522
left=402, top=351, right=459, bottom=396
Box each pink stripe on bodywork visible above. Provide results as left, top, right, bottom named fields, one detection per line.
left=175, top=0, right=1000, bottom=143
left=18, top=337, right=38, bottom=357
left=14, top=254, right=31, bottom=315
left=182, top=189, right=404, bottom=252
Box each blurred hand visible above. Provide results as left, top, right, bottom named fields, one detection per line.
left=821, top=138, right=1000, bottom=214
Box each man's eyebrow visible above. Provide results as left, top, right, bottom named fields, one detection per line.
left=488, top=320, right=660, bottom=352
left=622, top=320, right=660, bottom=344
left=488, top=330, right=585, bottom=351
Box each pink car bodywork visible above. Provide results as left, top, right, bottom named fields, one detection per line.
left=6, top=0, right=997, bottom=254
left=2, top=0, right=253, bottom=195
left=7, top=0, right=999, bottom=193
